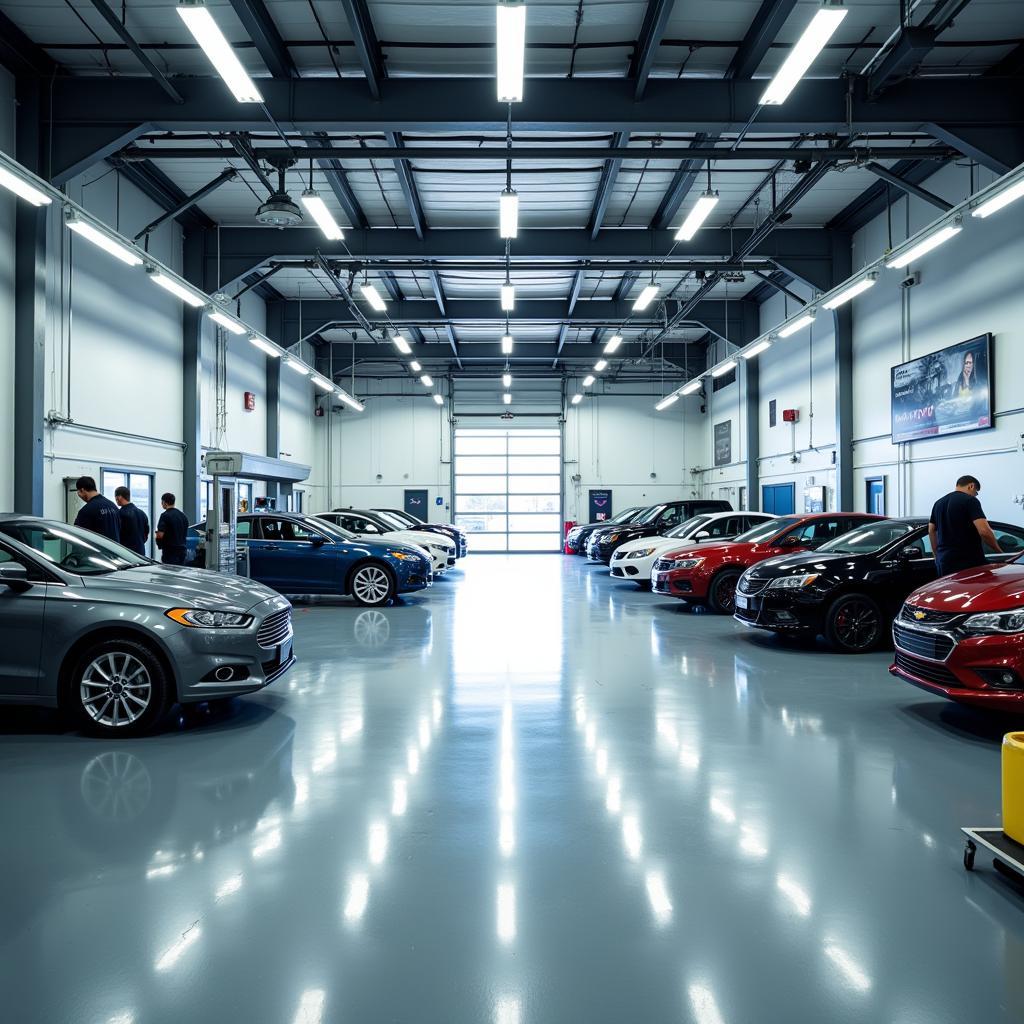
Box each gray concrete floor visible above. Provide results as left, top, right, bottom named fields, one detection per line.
left=3, top=554, right=1024, bottom=1023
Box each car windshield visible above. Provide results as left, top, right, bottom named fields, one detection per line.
left=309, top=517, right=356, bottom=541
left=0, top=520, right=152, bottom=575
left=817, top=521, right=920, bottom=554
left=734, top=517, right=800, bottom=543
left=633, top=504, right=666, bottom=526
left=666, top=514, right=712, bottom=539
left=608, top=506, right=642, bottom=525
left=380, top=508, right=421, bottom=527
left=375, top=510, right=409, bottom=531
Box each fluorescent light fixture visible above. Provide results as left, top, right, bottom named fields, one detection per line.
left=501, top=283, right=515, bottom=310
left=147, top=269, right=206, bottom=307
left=249, top=334, right=280, bottom=357
left=593, top=358, right=608, bottom=372
left=675, top=190, right=719, bottom=241
left=496, top=2, right=527, bottom=102
left=885, top=222, right=962, bottom=269
left=209, top=310, right=246, bottom=335
left=759, top=3, right=848, bottom=106
left=973, top=178, right=1024, bottom=219
left=711, top=360, right=737, bottom=377
left=603, top=334, right=623, bottom=354
left=360, top=282, right=387, bottom=311
left=0, top=165, right=51, bottom=206
left=501, top=334, right=514, bottom=354
left=392, top=333, right=412, bottom=355
left=571, top=393, right=583, bottom=405
left=311, top=375, right=334, bottom=391
left=285, top=358, right=310, bottom=375
left=741, top=339, right=772, bottom=359
left=502, top=372, right=512, bottom=387
left=420, top=374, right=433, bottom=387
left=778, top=312, right=816, bottom=337
left=822, top=274, right=877, bottom=309
left=65, top=214, right=142, bottom=266
left=176, top=2, right=263, bottom=103
left=432, top=393, right=444, bottom=406
left=499, top=188, right=519, bottom=239
left=681, top=378, right=703, bottom=395
left=655, top=393, right=679, bottom=411
left=582, top=374, right=595, bottom=387
left=300, top=189, right=344, bottom=240
left=503, top=392, right=512, bottom=405
left=633, top=284, right=659, bottom=311
left=337, top=390, right=365, bottom=412
left=410, top=360, right=422, bottom=372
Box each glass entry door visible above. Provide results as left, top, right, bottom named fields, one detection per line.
left=453, top=428, right=562, bottom=552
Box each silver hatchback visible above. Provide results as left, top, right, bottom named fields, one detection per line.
left=0, top=515, right=295, bottom=736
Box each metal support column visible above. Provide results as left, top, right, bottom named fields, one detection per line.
left=265, top=300, right=284, bottom=507
left=741, top=300, right=760, bottom=511
left=829, top=230, right=854, bottom=511
left=182, top=229, right=206, bottom=522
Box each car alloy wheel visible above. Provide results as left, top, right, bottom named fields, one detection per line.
left=351, top=564, right=395, bottom=606
left=80, top=652, right=153, bottom=728
left=827, top=593, right=883, bottom=652
left=709, top=569, right=741, bottom=614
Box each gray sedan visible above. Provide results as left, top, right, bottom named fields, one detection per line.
left=0, top=515, right=295, bottom=736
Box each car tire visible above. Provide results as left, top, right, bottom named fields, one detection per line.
left=824, top=592, right=885, bottom=653
left=349, top=561, right=397, bottom=607
left=707, top=569, right=742, bottom=614
left=68, top=638, right=172, bottom=737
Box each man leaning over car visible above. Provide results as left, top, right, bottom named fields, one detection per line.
left=929, top=474, right=1001, bottom=576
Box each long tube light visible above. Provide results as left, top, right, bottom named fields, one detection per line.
left=410, top=360, right=422, bottom=372
left=360, top=282, right=387, bottom=311
left=593, top=359, right=608, bottom=372
left=337, top=389, right=365, bottom=412
left=209, top=310, right=246, bottom=335
left=972, top=178, right=1024, bottom=219
left=285, top=358, right=310, bottom=376
left=603, top=335, right=623, bottom=354
left=680, top=378, right=703, bottom=395
left=176, top=2, right=263, bottom=103
left=711, top=360, right=737, bottom=377
left=503, top=392, right=512, bottom=405
left=742, top=339, right=772, bottom=359
left=420, top=374, right=434, bottom=387
left=311, top=375, right=334, bottom=391
left=501, top=334, right=514, bottom=354
left=392, top=333, right=412, bottom=355
left=249, top=334, right=281, bottom=357
left=633, top=284, right=659, bottom=311
left=432, top=393, right=444, bottom=406
left=499, top=189, right=519, bottom=239
left=496, top=2, right=527, bottom=102
left=0, top=165, right=51, bottom=206
left=582, top=374, right=595, bottom=387
left=655, top=393, right=679, bottom=411
left=501, top=284, right=515, bottom=310
left=675, top=191, right=719, bottom=241
left=300, top=190, right=344, bottom=240
left=147, top=269, right=206, bottom=307
left=66, top=213, right=142, bottom=266
left=885, top=222, right=962, bottom=269
left=778, top=312, right=816, bottom=337
left=759, top=3, right=848, bottom=106
left=571, top=394, right=583, bottom=405
left=822, top=274, right=877, bottom=309
left=502, top=372, right=512, bottom=388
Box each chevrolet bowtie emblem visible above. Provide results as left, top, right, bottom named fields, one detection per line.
left=913, top=610, right=926, bottom=620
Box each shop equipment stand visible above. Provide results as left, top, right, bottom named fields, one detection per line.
left=962, top=827, right=1024, bottom=879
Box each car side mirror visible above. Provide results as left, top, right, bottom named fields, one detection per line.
left=311, top=536, right=328, bottom=547
left=694, top=531, right=710, bottom=541
left=778, top=535, right=802, bottom=548
left=900, top=545, right=925, bottom=561
left=0, top=564, right=30, bottom=591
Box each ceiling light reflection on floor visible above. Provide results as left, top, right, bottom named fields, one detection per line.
left=368, top=822, right=389, bottom=865
left=622, top=814, right=643, bottom=861
left=154, top=924, right=202, bottom=971
left=688, top=982, right=726, bottom=1024
left=344, top=872, right=370, bottom=923
left=392, top=777, right=409, bottom=816
left=497, top=882, right=516, bottom=943
left=494, top=996, right=521, bottom=1024
left=824, top=942, right=872, bottom=992
left=500, top=812, right=515, bottom=856
left=775, top=873, right=812, bottom=917
left=292, top=988, right=326, bottom=1024
left=644, top=869, right=673, bottom=925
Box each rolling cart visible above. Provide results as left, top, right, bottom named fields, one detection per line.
left=962, top=827, right=1024, bottom=879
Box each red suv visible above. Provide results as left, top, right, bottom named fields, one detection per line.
left=651, top=513, right=881, bottom=613
left=891, top=561, right=1024, bottom=710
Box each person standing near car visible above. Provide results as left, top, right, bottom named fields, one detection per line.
left=73, top=476, right=121, bottom=542
left=929, top=475, right=1002, bottom=576
left=114, top=486, right=150, bottom=556
left=155, top=493, right=189, bottom=566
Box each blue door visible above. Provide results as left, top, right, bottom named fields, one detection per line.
left=762, top=483, right=796, bottom=516
left=866, top=478, right=885, bottom=515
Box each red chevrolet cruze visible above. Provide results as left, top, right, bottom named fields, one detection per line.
left=651, top=512, right=881, bottom=613
left=891, top=561, right=1024, bottom=710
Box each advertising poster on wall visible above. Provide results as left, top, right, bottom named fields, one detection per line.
left=589, top=489, right=612, bottom=521
left=714, top=420, right=732, bottom=466
left=890, top=334, right=993, bottom=444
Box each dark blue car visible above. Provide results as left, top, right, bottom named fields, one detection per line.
left=188, top=512, right=432, bottom=606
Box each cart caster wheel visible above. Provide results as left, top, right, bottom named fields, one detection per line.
left=964, top=840, right=977, bottom=871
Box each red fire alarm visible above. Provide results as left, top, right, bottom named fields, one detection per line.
left=782, top=408, right=799, bottom=423
left=244, top=391, right=256, bottom=412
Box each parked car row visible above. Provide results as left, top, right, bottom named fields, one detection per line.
left=578, top=503, right=1024, bottom=712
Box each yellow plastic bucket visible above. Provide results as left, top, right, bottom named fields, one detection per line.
left=1002, top=732, right=1024, bottom=845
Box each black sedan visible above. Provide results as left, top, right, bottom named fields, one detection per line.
left=733, top=517, right=1024, bottom=652
left=586, top=499, right=732, bottom=564
left=565, top=507, right=644, bottom=555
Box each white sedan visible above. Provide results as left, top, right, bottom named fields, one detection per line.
left=609, top=511, right=777, bottom=587
left=315, top=511, right=456, bottom=576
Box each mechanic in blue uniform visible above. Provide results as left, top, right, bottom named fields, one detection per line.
left=155, top=492, right=189, bottom=566
left=114, top=486, right=150, bottom=556
left=73, top=476, right=121, bottom=542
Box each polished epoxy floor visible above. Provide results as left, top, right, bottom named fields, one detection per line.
left=3, top=554, right=1024, bottom=1023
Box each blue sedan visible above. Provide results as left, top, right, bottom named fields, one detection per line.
left=188, top=512, right=432, bottom=606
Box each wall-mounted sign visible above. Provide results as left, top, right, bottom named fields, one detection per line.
left=804, top=485, right=826, bottom=513
left=589, top=489, right=612, bottom=522
left=244, top=391, right=256, bottom=412
left=714, top=420, right=732, bottom=466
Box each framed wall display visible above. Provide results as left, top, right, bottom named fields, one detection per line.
left=804, top=485, right=826, bottom=513
left=589, top=489, right=612, bottom=521
left=891, top=334, right=993, bottom=444
left=713, top=420, right=732, bottom=466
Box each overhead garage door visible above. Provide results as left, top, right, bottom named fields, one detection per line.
left=453, top=428, right=562, bottom=552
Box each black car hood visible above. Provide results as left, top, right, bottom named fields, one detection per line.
left=748, top=550, right=862, bottom=578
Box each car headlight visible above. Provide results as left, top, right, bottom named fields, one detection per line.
left=963, top=608, right=1024, bottom=634
left=388, top=550, right=418, bottom=561
left=606, top=533, right=621, bottom=543
left=165, top=608, right=253, bottom=628
left=628, top=548, right=656, bottom=559
left=669, top=557, right=704, bottom=570
left=768, top=574, right=820, bottom=590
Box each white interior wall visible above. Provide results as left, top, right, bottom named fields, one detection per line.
left=0, top=68, right=15, bottom=512
left=279, top=339, right=318, bottom=507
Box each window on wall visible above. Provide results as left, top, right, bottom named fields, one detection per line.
left=238, top=482, right=253, bottom=514
left=201, top=479, right=213, bottom=521
left=101, top=469, right=154, bottom=556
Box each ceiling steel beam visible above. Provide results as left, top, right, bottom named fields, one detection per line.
left=267, top=257, right=769, bottom=273
left=299, top=131, right=370, bottom=230
left=114, top=158, right=216, bottom=232
left=228, top=0, right=298, bottom=79
left=228, top=133, right=276, bottom=193
left=554, top=271, right=585, bottom=364
left=987, top=42, right=1024, bottom=77
left=924, top=123, right=1024, bottom=175
left=132, top=167, right=238, bottom=240
left=862, top=161, right=953, bottom=212
left=652, top=133, right=711, bottom=231
left=631, top=0, right=676, bottom=101
left=588, top=132, right=629, bottom=238
left=385, top=131, right=427, bottom=238
left=0, top=10, right=58, bottom=76
left=826, top=154, right=944, bottom=232
left=314, top=342, right=700, bottom=364
left=429, top=272, right=462, bottom=368
left=339, top=0, right=385, bottom=99
left=725, top=0, right=799, bottom=80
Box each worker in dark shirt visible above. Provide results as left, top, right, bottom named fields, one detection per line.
left=73, top=476, right=121, bottom=542
left=114, top=486, right=150, bottom=557
left=155, top=492, right=190, bottom=566
left=929, top=474, right=1002, bottom=577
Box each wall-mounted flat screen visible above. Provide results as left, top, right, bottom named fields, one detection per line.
left=890, top=334, right=993, bottom=444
